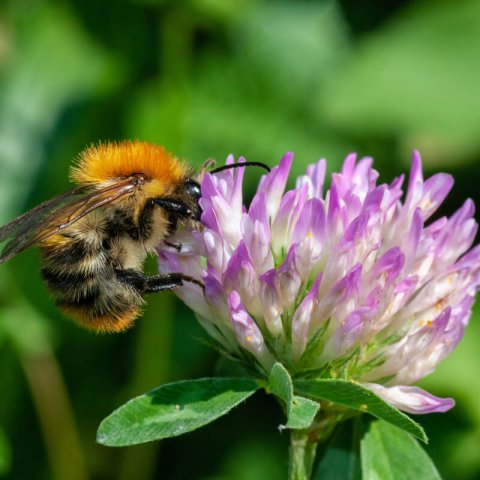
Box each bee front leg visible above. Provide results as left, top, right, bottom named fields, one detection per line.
left=152, top=198, right=192, bottom=219
left=116, top=269, right=204, bottom=294
left=152, top=197, right=201, bottom=222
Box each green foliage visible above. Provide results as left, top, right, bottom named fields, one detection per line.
left=360, top=420, right=441, bottom=480
left=315, top=418, right=440, bottom=480
left=0, top=428, right=11, bottom=476
left=268, top=363, right=320, bottom=430
left=97, top=377, right=260, bottom=446
left=321, top=0, right=480, bottom=165
left=0, top=3, right=122, bottom=225
left=97, top=365, right=437, bottom=478
left=213, top=436, right=285, bottom=480
left=419, top=307, right=480, bottom=476
left=315, top=420, right=361, bottom=480
left=295, top=379, right=426, bottom=442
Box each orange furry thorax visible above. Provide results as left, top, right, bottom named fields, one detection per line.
left=71, top=141, right=189, bottom=192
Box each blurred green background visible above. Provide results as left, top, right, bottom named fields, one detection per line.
left=1, top=0, right=480, bottom=478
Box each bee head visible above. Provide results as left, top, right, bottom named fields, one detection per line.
left=189, top=161, right=272, bottom=224
left=180, top=161, right=270, bottom=223
left=181, top=178, right=202, bottom=221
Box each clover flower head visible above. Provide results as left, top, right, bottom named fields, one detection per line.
left=159, top=151, right=480, bottom=415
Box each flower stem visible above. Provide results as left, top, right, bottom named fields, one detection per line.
left=288, top=429, right=318, bottom=480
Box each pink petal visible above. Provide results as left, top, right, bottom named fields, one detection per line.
left=362, top=383, right=455, bottom=414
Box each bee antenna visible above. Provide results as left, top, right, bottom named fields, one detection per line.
left=210, top=161, right=271, bottom=175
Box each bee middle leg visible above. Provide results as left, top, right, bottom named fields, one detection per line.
left=116, top=269, right=204, bottom=294
left=164, top=240, right=182, bottom=251
left=143, top=273, right=204, bottom=293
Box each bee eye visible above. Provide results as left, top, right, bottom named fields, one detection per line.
left=184, top=179, right=201, bottom=200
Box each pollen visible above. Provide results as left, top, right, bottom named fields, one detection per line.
left=307, top=231, right=313, bottom=239
left=426, top=320, right=433, bottom=328
left=421, top=198, right=432, bottom=211
left=435, top=300, right=445, bottom=312
left=246, top=336, right=253, bottom=342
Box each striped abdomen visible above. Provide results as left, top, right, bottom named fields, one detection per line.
left=40, top=233, right=144, bottom=333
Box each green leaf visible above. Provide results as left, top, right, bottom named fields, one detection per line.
left=97, top=377, right=260, bottom=446
left=361, top=420, right=442, bottom=480
left=286, top=396, right=320, bottom=430
left=315, top=420, right=361, bottom=480
left=294, top=379, right=427, bottom=442
left=268, top=363, right=320, bottom=430
left=269, top=363, right=292, bottom=402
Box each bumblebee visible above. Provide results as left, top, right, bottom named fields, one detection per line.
left=0, top=141, right=269, bottom=333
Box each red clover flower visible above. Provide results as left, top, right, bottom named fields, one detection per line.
left=159, top=152, right=480, bottom=416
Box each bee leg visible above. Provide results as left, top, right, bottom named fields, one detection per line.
left=143, top=273, right=204, bottom=293
left=164, top=240, right=182, bottom=251
left=152, top=198, right=192, bottom=218
left=116, top=269, right=204, bottom=293
left=152, top=197, right=201, bottom=222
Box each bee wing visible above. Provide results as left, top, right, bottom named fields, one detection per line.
left=0, top=176, right=145, bottom=263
